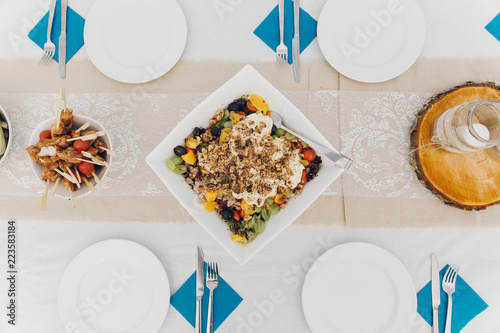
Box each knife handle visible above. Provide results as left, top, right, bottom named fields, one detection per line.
left=293, top=0, right=300, bottom=33
left=195, top=297, right=202, bottom=333
left=433, top=308, right=439, bottom=333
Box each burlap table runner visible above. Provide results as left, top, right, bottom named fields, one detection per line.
left=1, top=58, right=500, bottom=226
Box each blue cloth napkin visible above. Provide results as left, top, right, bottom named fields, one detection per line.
left=253, top=0, right=317, bottom=64
left=28, top=0, right=85, bottom=63
left=170, top=262, right=243, bottom=332
left=486, top=12, right=500, bottom=43
left=417, top=265, right=488, bottom=333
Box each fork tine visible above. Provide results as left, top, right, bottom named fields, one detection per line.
left=215, top=262, right=219, bottom=278
left=39, top=53, right=47, bottom=65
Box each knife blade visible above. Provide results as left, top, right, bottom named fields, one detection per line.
left=431, top=254, right=440, bottom=333
left=59, top=0, right=67, bottom=79
left=195, top=246, right=204, bottom=333
left=292, top=0, right=300, bottom=83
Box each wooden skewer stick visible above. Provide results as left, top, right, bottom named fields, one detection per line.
left=82, top=151, right=93, bottom=158
left=55, top=107, right=62, bottom=128
left=75, top=121, right=90, bottom=133
left=82, top=177, right=96, bottom=192
left=67, top=134, right=97, bottom=142
left=66, top=167, right=81, bottom=188
left=54, top=168, right=77, bottom=183
left=69, top=188, right=75, bottom=208
left=76, top=158, right=106, bottom=167
left=74, top=166, right=82, bottom=183
left=99, top=146, right=115, bottom=156
left=40, top=179, right=50, bottom=212
left=60, top=87, right=66, bottom=110
left=50, top=178, right=60, bottom=198
left=95, top=131, right=106, bottom=137
left=92, top=171, right=101, bottom=186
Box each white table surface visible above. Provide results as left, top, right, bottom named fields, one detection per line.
left=1, top=1, right=500, bottom=332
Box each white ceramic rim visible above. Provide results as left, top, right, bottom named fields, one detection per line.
left=317, top=0, right=426, bottom=83
left=302, top=242, right=417, bottom=333
left=0, top=105, right=11, bottom=165
left=28, top=115, right=112, bottom=199
left=84, top=0, right=187, bottom=84
left=58, top=239, right=170, bottom=333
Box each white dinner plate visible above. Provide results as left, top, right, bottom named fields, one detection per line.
left=302, top=242, right=416, bottom=333
left=58, top=239, right=170, bottom=333
left=146, top=65, right=346, bottom=265
left=317, top=0, right=426, bottom=83
left=84, top=0, right=187, bottom=84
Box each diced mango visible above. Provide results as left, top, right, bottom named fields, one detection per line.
left=203, top=201, right=217, bottom=212
left=274, top=194, right=286, bottom=205
left=249, top=94, right=269, bottom=112
left=185, top=137, right=200, bottom=149
left=300, top=159, right=309, bottom=167
left=219, top=128, right=232, bottom=144
left=182, top=150, right=196, bottom=165
left=231, top=234, right=247, bottom=244
left=205, top=190, right=218, bottom=202
left=241, top=199, right=255, bottom=216
left=232, top=113, right=245, bottom=125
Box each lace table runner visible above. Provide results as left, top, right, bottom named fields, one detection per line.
left=0, top=90, right=433, bottom=199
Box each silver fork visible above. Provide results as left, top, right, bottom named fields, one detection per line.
left=443, top=265, right=459, bottom=333
left=206, top=262, right=219, bottom=333
left=276, top=0, right=288, bottom=69
left=39, top=0, right=57, bottom=65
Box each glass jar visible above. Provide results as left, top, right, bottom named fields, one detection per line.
left=431, top=100, right=500, bottom=153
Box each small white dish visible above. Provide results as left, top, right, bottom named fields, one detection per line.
left=0, top=105, right=11, bottom=165
left=302, top=242, right=417, bottom=333
left=146, top=64, right=346, bottom=264
left=84, top=0, right=187, bottom=84
left=58, top=239, right=170, bottom=333
left=318, top=0, right=426, bottom=83
left=28, top=115, right=112, bottom=199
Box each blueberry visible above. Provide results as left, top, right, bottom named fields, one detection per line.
left=211, top=127, right=221, bottom=136
left=237, top=98, right=247, bottom=109
left=174, top=145, right=186, bottom=156
left=192, top=127, right=202, bottom=137
left=221, top=209, right=233, bottom=220
left=228, top=102, right=239, bottom=111
left=271, top=124, right=277, bottom=136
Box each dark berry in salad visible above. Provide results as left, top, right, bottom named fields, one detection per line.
left=174, top=145, right=187, bottom=156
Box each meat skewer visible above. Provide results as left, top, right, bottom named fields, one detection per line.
left=40, top=179, right=50, bottom=212
left=50, top=178, right=60, bottom=198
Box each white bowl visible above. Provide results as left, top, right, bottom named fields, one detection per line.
left=28, top=115, right=112, bottom=199
left=0, top=105, right=12, bottom=165
left=147, top=65, right=346, bottom=265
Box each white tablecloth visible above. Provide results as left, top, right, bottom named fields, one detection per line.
left=1, top=0, right=500, bottom=332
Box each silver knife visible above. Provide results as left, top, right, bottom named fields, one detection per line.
left=195, top=247, right=204, bottom=333
left=59, top=0, right=67, bottom=79
left=292, top=0, right=300, bottom=83
left=431, top=254, right=440, bottom=333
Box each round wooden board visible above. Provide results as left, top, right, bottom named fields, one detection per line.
left=410, top=82, right=500, bottom=210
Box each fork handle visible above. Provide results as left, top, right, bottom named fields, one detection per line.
left=278, top=0, right=284, bottom=44
left=47, top=0, right=57, bottom=40
left=206, top=290, right=214, bottom=333
left=444, top=294, right=453, bottom=333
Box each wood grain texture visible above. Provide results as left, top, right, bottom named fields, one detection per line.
left=410, top=82, right=500, bottom=210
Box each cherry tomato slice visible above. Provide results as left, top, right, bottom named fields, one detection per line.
left=39, top=130, right=52, bottom=140
left=237, top=111, right=247, bottom=116
left=78, top=161, right=95, bottom=175
left=302, top=148, right=317, bottom=162
left=299, top=169, right=308, bottom=185
left=73, top=139, right=89, bottom=152
left=291, top=141, right=303, bottom=152
left=186, top=147, right=196, bottom=154
left=274, top=194, right=286, bottom=205
left=246, top=100, right=258, bottom=112
left=232, top=210, right=241, bottom=222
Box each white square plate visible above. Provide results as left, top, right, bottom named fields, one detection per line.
left=146, top=65, right=345, bottom=264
